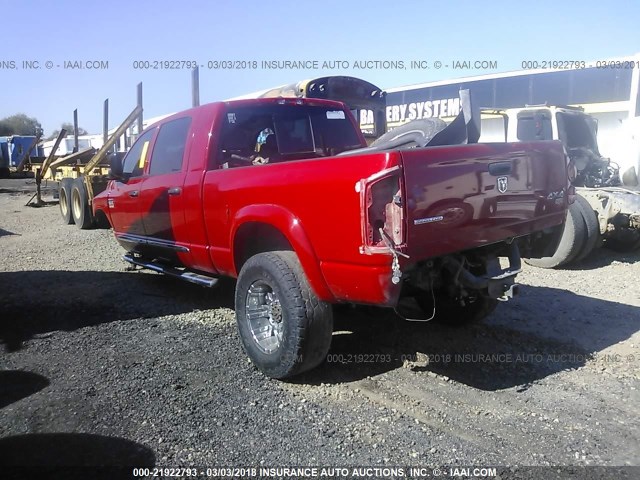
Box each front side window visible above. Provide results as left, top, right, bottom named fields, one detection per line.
left=122, top=127, right=156, bottom=177
left=148, top=117, right=192, bottom=175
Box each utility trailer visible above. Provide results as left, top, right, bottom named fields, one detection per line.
left=52, top=105, right=142, bottom=229
left=481, top=105, right=640, bottom=267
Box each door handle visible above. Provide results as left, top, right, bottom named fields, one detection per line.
left=128, top=190, right=139, bottom=197
left=488, top=162, right=512, bottom=176
left=167, top=187, right=182, bottom=196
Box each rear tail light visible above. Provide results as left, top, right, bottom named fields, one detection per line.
left=358, top=168, right=404, bottom=252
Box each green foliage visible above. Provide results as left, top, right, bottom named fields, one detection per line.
left=0, top=113, right=43, bottom=136
left=47, top=122, right=88, bottom=141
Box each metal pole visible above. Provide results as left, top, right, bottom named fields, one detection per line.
left=83, top=105, right=142, bottom=177
left=103, top=99, right=109, bottom=148
left=39, top=129, right=66, bottom=179
left=192, top=66, right=200, bottom=107
left=137, top=82, right=143, bottom=135
left=83, top=105, right=142, bottom=206
left=73, top=109, right=79, bottom=153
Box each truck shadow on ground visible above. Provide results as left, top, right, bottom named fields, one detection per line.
left=295, top=285, right=639, bottom=390
left=0, top=370, right=50, bottom=408
left=0, top=433, right=154, bottom=478
left=563, top=247, right=640, bottom=270
left=0, top=270, right=235, bottom=352
left=0, top=228, right=18, bottom=237
left=3, top=270, right=637, bottom=391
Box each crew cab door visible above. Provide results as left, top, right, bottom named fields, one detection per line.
left=108, top=127, right=157, bottom=240
left=136, top=116, right=193, bottom=262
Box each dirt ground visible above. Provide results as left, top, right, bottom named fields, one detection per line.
left=0, top=178, right=638, bottom=479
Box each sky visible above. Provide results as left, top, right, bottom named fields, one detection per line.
left=1, top=0, right=638, bottom=135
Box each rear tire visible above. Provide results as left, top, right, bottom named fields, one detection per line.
left=573, top=195, right=600, bottom=262
left=59, top=178, right=75, bottom=225
left=525, top=200, right=587, bottom=269
left=70, top=177, right=94, bottom=229
left=235, top=251, right=333, bottom=379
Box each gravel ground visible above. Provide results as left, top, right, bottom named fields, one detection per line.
left=0, top=178, right=638, bottom=478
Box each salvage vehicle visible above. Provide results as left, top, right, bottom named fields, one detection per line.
left=95, top=93, right=570, bottom=378
left=482, top=105, right=640, bottom=267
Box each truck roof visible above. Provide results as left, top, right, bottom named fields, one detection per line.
left=144, top=97, right=349, bottom=132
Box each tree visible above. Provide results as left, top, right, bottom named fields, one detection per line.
left=0, top=113, right=43, bottom=136
left=46, top=122, right=88, bottom=140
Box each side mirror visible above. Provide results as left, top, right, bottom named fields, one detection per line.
left=108, top=152, right=126, bottom=181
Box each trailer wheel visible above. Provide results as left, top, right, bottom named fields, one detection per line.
left=573, top=195, right=600, bottom=262
left=71, top=178, right=94, bottom=229
left=235, top=251, right=333, bottom=379
left=524, top=200, right=587, bottom=269
left=59, top=178, right=75, bottom=225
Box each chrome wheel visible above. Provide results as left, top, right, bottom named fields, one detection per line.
left=245, top=282, right=284, bottom=354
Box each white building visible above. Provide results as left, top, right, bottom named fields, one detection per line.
left=385, top=53, right=640, bottom=176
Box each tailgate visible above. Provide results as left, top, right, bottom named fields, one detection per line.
left=401, top=141, right=568, bottom=260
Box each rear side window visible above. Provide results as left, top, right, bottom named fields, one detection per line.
left=149, top=117, right=192, bottom=175
left=122, top=127, right=156, bottom=177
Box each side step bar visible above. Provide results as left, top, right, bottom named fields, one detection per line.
left=123, top=254, right=219, bottom=288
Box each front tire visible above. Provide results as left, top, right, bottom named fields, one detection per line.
left=235, top=251, right=333, bottom=379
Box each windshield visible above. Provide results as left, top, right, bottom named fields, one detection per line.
left=218, top=104, right=365, bottom=167
left=556, top=112, right=599, bottom=152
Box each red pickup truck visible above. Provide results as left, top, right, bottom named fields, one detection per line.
left=94, top=97, right=569, bottom=378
